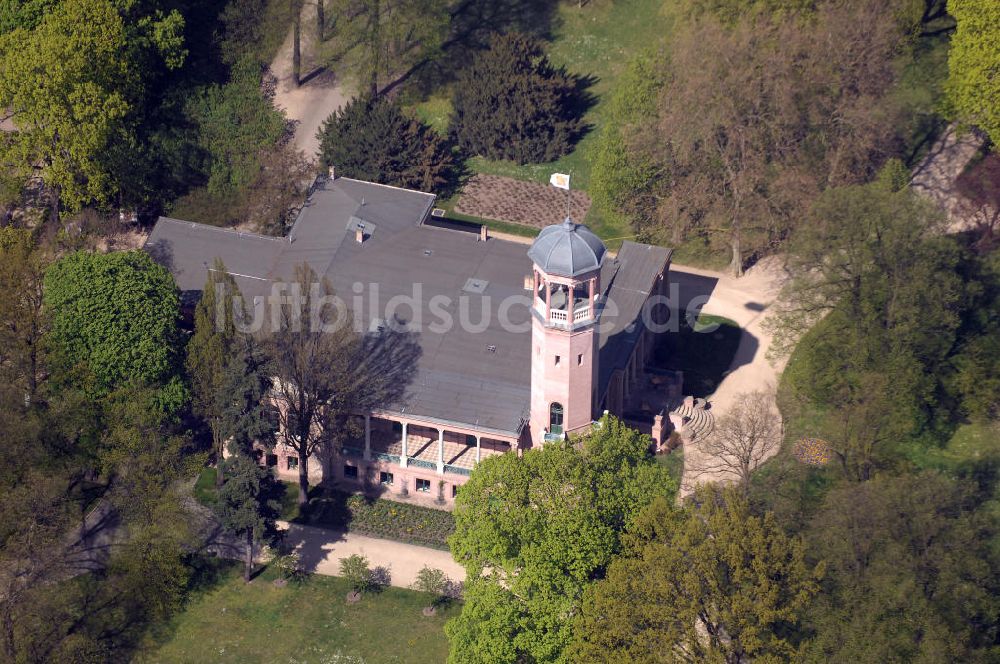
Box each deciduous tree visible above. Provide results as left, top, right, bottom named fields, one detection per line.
left=446, top=416, right=674, bottom=663
left=0, top=0, right=132, bottom=224
left=947, top=0, right=1000, bottom=145
left=801, top=473, right=1000, bottom=662
left=612, top=0, right=908, bottom=274
left=570, top=489, right=822, bottom=664
left=44, top=250, right=182, bottom=395
left=0, top=228, right=47, bottom=400
left=267, top=263, right=416, bottom=506
left=686, top=390, right=782, bottom=493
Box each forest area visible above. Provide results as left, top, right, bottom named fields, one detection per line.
left=0, top=0, right=999, bottom=662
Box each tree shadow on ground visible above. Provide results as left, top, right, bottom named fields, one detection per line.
left=387, top=0, right=562, bottom=99
left=652, top=313, right=746, bottom=398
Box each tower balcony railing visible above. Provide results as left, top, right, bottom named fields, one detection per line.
left=544, top=306, right=594, bottom=326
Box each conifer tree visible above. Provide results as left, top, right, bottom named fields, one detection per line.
left=215, top=454, right=280, bottom=582
left=186, top=259, right=240, bottom=486
left=450, top=33, right=584, bottom=165
left=317, top=95, right=459, bottom=194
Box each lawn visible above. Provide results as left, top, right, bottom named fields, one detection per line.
left=910, top=421, right=1000, bottom=474
left=409, top=0, right=675, bottom=243
left=653, top=313, right=743, bottom=398
left=138, top=559, right=456, bottom=664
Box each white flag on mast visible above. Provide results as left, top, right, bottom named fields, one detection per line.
left=549, top=173, right=570, bottom=190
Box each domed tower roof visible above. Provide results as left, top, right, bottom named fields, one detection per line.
left=527, top=218, right=607, bottom=278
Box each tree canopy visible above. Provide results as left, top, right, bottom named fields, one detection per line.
left=570, top=489, right=821, bottom=663
left=947, top=0, right=1000, bottom=145
left=446, top=416, right=674, bottom=663
left=44, top=250, right=181, bottom=394
left=0, top=0, right=185, bottom=222
left=593, top=0, right=912, bottom=274
left=318, top=95, right=460, bottom=194
left=450, top=32, right=586, bottom=165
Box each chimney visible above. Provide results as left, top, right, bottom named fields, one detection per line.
left=355, top=222, right=365, bottom=244
left=480, top=224, right=489, bottom=242
left=328, top=165, right=336, bottom=180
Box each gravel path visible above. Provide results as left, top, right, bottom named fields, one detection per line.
left=911, top=123, right=987, bottom=232
left=278, top=520, right=465, bottom=588
left=671, top=257, right=790, bottom=497
left=269, top=3, right=350, bottom=160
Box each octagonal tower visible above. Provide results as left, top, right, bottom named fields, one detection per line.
left=527, top=218, right=607, bottom=444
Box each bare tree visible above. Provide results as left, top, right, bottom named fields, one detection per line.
left=266, top=264, right=419, bottom=506
left=954, top=153, right=1000, bottom=251
left=687, top=390, right=782, bottom=493
left=631, top=0, right=906, bottom=275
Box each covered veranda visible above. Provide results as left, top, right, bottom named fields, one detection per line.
left=339, top=413, right=517, bottom=477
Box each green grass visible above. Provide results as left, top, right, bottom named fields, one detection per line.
left=656, top=448, right=684, bottom=488
left=405, top=0, right=673, bottom=246
left=193, top=466, right=219, bottom=507
left=467, top=0, right=673, bottom=191
left=911, top=421, right=1000, bottom=474
left=654, top=313, right=743, bottom=398
left=435, top=198, right=541, bottom=239
left=138, top=560, right=456, bottom=663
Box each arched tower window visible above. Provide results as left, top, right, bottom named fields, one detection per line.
left=549, top=403, right=564, bottom=434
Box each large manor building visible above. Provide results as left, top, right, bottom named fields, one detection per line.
left=146, top=176, right=681, bottom=505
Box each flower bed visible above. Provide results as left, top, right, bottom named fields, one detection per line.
left=297, top=489, right=456, bottom=550
left=793, top=438, right=832, bottom=466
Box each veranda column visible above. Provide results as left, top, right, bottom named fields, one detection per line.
left=437, top=428, right=445, bottom=474
left=475, top=435, right=481, bottom=464
left=399, top=421, right=408, bottom=468
left=363, top=414, right=371, bottom=461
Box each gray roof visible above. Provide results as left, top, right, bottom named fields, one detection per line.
left=527, top=218, right=607, bottom=277
left=597, top=241, right=673, bottom=398
left=145, top=178, right=670, bottom=437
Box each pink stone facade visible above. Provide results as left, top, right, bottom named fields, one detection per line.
left=528, top=265, right=601, bottom=443
left=258, top=253, right=671, bottom=510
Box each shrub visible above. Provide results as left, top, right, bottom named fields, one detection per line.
left=339, top=554, right=372, bottom=593
left=413, top=566, right=447, bottom=597
left=450, top=33, right=586, bottom=164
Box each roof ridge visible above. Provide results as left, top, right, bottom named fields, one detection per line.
left=155, top=216, right=287, bottom=243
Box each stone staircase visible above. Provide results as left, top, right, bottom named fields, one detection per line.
left=669, top=397, right=715, bottom=441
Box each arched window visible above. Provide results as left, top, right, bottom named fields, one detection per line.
left=549, top=402, right=564, bottom=434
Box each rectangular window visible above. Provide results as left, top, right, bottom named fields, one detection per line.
left=287, top=456, right=298, bottom=470
left=577, top=353, right=584, bottom=366
left=452, top=485, right=459, bottom=498
left=380, top=471, right=394, bottom=486
left=416, top=478, right=431, bottom=493
left=554, top=355, right=561, bottom=367
left=266, top=454, right=278, bottom=467
left=343, top=464, right=358, bottom=479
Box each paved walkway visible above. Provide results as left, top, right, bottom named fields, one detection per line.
left=670, top=258, right=790, bottom=497
left=277, top=521, right=465, bottom=588
left=911, top=123, right=987, bottom=233
left=269, top=2, right=350, bottom=160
